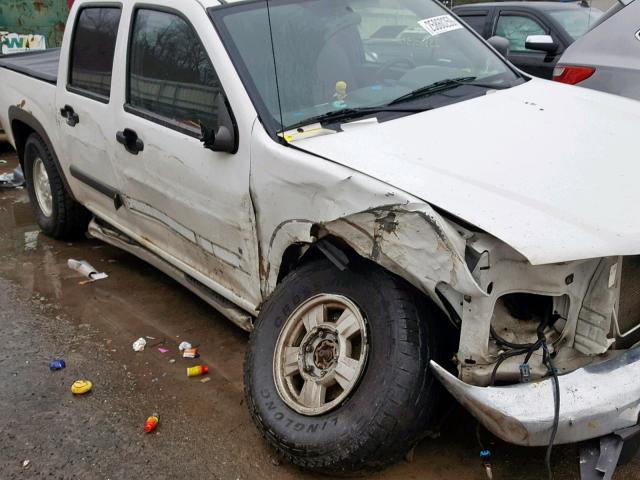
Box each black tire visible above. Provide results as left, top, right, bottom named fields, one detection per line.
left=245, top=259, right=442, bottom=474
left=23, top=133, right=90, bottom=239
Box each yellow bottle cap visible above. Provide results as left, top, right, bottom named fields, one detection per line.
left=71, top=380, right=93, bottom=395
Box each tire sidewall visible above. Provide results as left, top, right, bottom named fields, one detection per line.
left=246, top=261, right=431, bottom=456
left=24, top=136, right=57, bottom=234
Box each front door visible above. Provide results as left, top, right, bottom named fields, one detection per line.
left=111, top=3, right=261, bottom=311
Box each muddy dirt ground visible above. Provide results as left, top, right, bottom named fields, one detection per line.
left=1, top=144, right=639, bottom=479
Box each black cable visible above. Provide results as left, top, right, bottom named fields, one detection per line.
left=523, top=338, right=543, bottom=364
left=490, top=325, right=536, bottom=350
left=490, top=347, right=529, bottom=385
left=542, top=341, right=560, bottom=480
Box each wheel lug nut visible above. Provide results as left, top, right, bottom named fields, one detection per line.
left=305, top=345, right=313, bottom=353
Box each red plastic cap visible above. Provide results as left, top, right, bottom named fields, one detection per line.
left=552, top=65, right=595, bottom=85
left=201, top=365, right=209, bottom=374
left=144, top=420, right=157, bottom=433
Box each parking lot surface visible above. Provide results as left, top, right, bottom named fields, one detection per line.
left=1, top=146, right=638, bottom=479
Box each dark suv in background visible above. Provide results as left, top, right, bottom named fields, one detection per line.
left=453, top=1, right=602, bottom=78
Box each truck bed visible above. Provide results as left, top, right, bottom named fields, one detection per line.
left=0, top=48, right=59, bottom=84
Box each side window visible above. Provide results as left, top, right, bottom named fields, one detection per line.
left=495, top=15, right=546, bottom=52
left=460, top=14, right=488, bottom=36
left=69, top=7, right=121, bottom=100
left=128, top=9, right=220, bottom=132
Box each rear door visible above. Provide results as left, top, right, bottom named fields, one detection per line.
left=492, top=9, right=558, bottom=78
left=110, top=2, right=262, bottom=311
left=56, top=4, right=124, bottom=217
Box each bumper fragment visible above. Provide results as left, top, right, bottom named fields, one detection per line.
left=430, top=348, right=640, bottom=446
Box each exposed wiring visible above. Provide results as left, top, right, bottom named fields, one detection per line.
left=489, top=347, right=529, bottom=385
left=488, top=305, right=560, bottom=480
left=541, top=339, right=560, bottom=480
left=490, top=325, right=536, bottom=350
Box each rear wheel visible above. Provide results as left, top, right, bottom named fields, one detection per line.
left=245, top=259, right=442, bottom=473
left=23, top=133, right=90, bottom=239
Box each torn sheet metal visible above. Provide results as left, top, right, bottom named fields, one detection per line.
left=320, top=203, right=485, bottom=298
left=430, top=347, right=640, bottom=446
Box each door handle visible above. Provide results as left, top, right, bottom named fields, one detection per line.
left=60, top=105, right=79, bottom=127
left=116, top=128, right=144, bottom=155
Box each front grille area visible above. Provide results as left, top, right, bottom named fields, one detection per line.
left=617, top=256, right=640, bottom=347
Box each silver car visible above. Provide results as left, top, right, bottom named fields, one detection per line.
left=553, top=0, right=640, bottom=100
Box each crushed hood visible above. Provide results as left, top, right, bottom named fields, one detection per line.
left=293, top=79, right=640, bottom=265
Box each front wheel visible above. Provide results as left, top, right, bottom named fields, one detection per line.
left=244, top=259, right=442, bottom=473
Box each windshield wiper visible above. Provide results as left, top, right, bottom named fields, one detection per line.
left=388, top=76, right=512, bottom=106
left=284, top=105, right=427, bottom=131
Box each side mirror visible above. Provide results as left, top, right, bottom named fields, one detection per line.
left=487, top=36, right=510, bottom=57
left=200, top=93, right=238, bottom=154
left=525, top=34, right=558, bottom=53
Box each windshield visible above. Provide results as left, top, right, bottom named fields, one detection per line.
left=548, top=7, right=602, bottom=39
left=210, top=0, right=520, bottom=132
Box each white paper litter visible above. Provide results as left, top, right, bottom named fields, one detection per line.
left=132, top=337, right=147, bottom=352
left=178, top=341, right=192, bottom=351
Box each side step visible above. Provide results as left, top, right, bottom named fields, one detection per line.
left=88, top=219, right=254, bottom=331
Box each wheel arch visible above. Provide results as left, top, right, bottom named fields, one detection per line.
left=8, top=106, right=76, bottom=201
left=266, top=204, right=488, bottom=325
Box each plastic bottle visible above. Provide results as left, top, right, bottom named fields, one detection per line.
left=144, top=413, right=159, bottom=433
left=187, top=365, right=209, bottom=377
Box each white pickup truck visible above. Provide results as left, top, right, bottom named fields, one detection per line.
left=1, top=0, right=640, bottom=475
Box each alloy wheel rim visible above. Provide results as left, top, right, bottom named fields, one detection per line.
left=33, top=157, right=53, bottom=217
left=273, top=294, right=369, bottom=416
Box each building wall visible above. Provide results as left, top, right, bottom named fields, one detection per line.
left=0, top=0, right=71, bottom=48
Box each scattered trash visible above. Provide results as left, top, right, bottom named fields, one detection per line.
left=0, top=159, right=7, bottom=164
left=22, top=459, right=30, bottom=468
left=146, top=336, right=156, bottom=340
left=187, top=365, right=209, bottom=377
left=200, top=377, right=211, bottom=384
left=0, top=166, right=25, bottom=189
left=480, top=450, right=493, bottom=480
left=24, top=231, right=38, bottom=251
left=144, top=413, right=159, bottom=433
left=71, top=380, right=93, bottom=395
left=67, top=259, right=108, bottom=283
left=182, top=347, right=199, bottom=359
left=158, top=347, right=169, bottom=354
left=49, top=359, right=66, bottom=371
left=168, top=359, right=176, bottom=364
left=132, top=338, right=147, bottom=352
left=178, top=341, right=192, bottom=351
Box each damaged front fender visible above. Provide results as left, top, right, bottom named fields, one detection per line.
left=319, top=203, right=486, bottom=298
